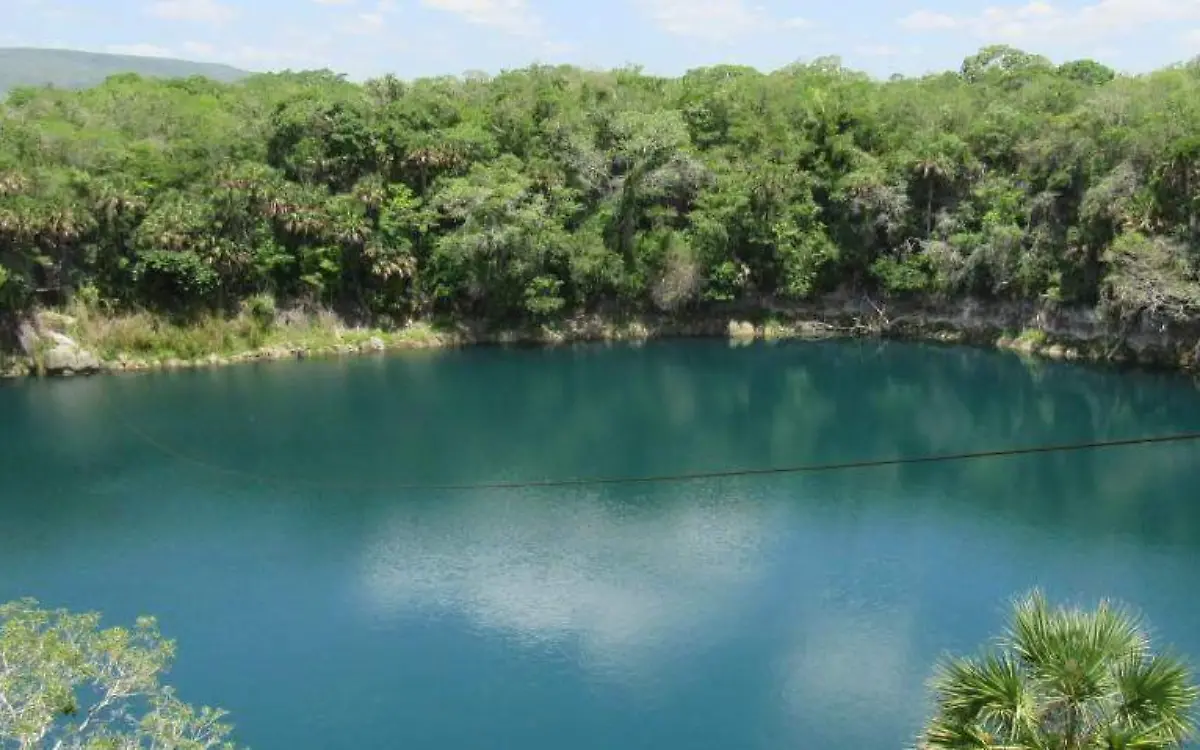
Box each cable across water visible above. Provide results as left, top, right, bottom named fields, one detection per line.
left=110, top=402, right=1200, bottom=492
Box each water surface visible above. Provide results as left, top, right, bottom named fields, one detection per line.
left=3, top=340, right=1200, bottom=749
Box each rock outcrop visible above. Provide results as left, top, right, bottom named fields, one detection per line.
left=6, top=298, right=1200, bottom=378
left=17, top=314, right=101, bottom=375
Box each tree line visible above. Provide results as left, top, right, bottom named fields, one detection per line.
left=2, top=46, right=1200, bottom=327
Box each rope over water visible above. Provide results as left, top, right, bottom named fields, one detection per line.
left=109, top=400, right=1200, bottom=491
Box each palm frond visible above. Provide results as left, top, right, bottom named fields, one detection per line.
left=923, top=715, right=999, bottom=750
left=1101, top=721, right=1192, bottom=750
left=926, top=592, right=1198, bottom=750
left=1113, top=653, right=1199, bottom=745
left=930, top=653, right=1039, bottom=745
left=1008, top=590, right=1056, bottom=671
left=1088, top=600, right=1149, bottom=663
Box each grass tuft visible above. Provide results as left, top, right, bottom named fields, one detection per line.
left=60, top=297, right=458, bottom=365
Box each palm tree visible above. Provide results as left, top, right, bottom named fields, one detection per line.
left=923, top=591, right=1197, bottom=750
left=911, top=149, right=953, bottom=236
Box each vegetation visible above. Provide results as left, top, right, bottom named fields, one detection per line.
left=61, top=298, right=447, bottom=362
left=923, top=591, right=1197, bottom=750
left=0, top=599, right=239, bottom=749
left=0, top=49, right=248, bottom=94
left=4, top=46, right=1200, bottom=353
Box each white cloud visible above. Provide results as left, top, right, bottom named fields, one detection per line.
left=105, top=43, right=172, bottom=58
left=899, top=0, right=1200, bottom=44
left=358, top=491, right=777, bottom=680
left=343, top=11, right=386, bottom=34
left=1182, top=28, right=1200, bottom=46
left=635, top=0, right=773, bottom=41
left=420, top=0, right=544, bottom=36
left=146, top=0, right=238, bottom=23
left=898, top=9, right=958, bottom=31
left=779, top=606, right=922, bottom=743
left=313, top=0, right=354, bottom=4
left=783, top=16, right=813, bottom=29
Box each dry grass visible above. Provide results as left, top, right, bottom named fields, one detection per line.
left=67, top=307, right=270, bottom=361
left=60, top=298, right=458, bottom=365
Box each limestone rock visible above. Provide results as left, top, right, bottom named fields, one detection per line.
left=728, top=320, right=757, bottom=340
left=40, top=340, right=101, bottom=375
left=18, top=319, right=100, bottom=376
left=17, top=321, right=40, bottom=356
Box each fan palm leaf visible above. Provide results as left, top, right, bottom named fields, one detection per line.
left=923, top=591, right=1197, bottom=750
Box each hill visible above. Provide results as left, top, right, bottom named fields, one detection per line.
left=0, top=47, right=251, bottom=93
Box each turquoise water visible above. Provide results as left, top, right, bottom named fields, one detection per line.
left=3, top=340, right=1200, bottom=749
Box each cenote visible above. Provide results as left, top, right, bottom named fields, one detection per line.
left=3, top=339, right=1200, bottom=749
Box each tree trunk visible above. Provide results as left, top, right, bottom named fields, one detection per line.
left=926, top=182, right=934, bottom=236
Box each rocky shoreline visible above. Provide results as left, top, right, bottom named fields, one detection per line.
left=3, top=298, right=1199, bottom=378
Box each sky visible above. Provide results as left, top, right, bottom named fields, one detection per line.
left=4, top=0, right=1200, bottom=80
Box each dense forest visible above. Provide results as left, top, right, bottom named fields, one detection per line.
left=3, top=46, right=1200, bottom=331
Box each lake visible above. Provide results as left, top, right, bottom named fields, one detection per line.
left=3, top=339, right=1200, bottom=749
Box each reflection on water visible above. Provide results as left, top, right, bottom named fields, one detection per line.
left=780, top=605, right=919, bottom=731
left=2, top=340, right=1200, bottom=750
left=359, top=487, right=779, bottom=683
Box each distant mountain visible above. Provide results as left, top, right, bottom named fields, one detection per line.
left=0, top=48, right=251, bottom=93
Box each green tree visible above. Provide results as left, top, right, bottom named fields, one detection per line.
left=1058, top=60, right=1116, bottom=86
left=604, top=109, right=690, bottom=266
left=428, top=156, right=571, bottom=318
left=961, top=46, right=1054, bottom=89
left=8, top=46, right=1200, bottom=347
left=923, top=591, right=1197, bottom=750
left=0, top=599, right=240, bottom=749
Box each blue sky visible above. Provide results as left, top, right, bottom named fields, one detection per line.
left=5, top=0, right=1200, bottom=79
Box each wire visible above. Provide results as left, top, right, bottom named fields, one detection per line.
left=109, top=403, right=1200, bottom=492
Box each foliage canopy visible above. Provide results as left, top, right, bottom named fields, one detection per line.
left=0, top=599, right=239, bottom=749
left=3, top=51, right=1200, bottom=326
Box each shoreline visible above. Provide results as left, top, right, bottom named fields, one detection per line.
left=4, top=299, right=1200, bottom=378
